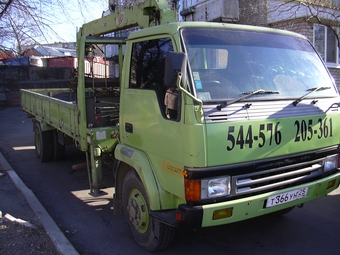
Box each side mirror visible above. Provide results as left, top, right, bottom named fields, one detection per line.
left=164, top=52, right=187, bottom=89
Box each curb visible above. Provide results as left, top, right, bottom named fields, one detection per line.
left=0, top=152, right=79, bottom=255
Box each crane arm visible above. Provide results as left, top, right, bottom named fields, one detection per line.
left=79, top=0, right=177, bottom=37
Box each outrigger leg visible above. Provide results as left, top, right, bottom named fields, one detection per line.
left=86, top=143, right=105, bottom=196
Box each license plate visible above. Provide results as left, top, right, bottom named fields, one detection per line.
left=266, top=187, right=308, bottom=208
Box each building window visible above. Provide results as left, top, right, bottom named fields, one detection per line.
left=313, top=24, right=339, bottom=66
left=182, top=0, right=203, bottom=8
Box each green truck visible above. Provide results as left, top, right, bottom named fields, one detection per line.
left=20, top=0, right=340, bottom=251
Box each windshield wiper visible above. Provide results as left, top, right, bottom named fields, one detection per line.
left=216, top=89, right=279, bottom=110
left=292, top=86, right=331, bottom=106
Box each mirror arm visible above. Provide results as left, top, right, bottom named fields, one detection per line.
left=176, top=72, right=203, bottom=116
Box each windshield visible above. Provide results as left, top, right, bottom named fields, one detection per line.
left=180, top=28, right=337, bottom=101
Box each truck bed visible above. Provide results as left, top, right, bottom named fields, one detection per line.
left=20, top=88, right=80, bottom=141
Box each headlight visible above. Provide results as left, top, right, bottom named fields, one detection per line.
left=201, top=176, right=230, bottom=199
left=324, top=154, right=339, bottom=172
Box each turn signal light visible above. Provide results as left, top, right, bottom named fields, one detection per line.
left=185, top=179, right=200, bottom=202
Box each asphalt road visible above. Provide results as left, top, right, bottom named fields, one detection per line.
left=1, top=106, right=340, bottom=255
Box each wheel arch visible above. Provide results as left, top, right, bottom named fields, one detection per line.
left=114, top=144, right=161, bottom=213
left=113, top=161, right=130, bottom=215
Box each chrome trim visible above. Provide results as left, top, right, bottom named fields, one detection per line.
left=231, top=158, right=324, bottom=196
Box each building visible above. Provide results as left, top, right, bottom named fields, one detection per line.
left=0, top=49, right=15, bottom=63
left=22, top=44, right=77, bottom=58
left=180, top=0, right=239, bottom=21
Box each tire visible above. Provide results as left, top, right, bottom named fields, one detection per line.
left=34, top=122, right=53, bottom=162
left=52, top=130, right=65, bottom=161
left=122, top=170, right=175, bottom=251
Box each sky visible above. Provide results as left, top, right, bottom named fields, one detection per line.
left=47, top=1, right=108, bottom=43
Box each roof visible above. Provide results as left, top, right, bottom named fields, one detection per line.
left=0, top=50, right=15, bottom=60
left=127, top=21, right=307, bottom=41
left=29, top=45, right=77, bottom=57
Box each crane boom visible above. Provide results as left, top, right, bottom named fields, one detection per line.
left=78, top=0, right=177, bottom=37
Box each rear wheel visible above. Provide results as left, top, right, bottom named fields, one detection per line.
left=122, top=170, right=175, bottom=251
left=52, top=130, right=65, bottom=161
left=34, top=122, right=53, bottom=162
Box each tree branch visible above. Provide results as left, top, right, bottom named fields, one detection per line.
left=0, top=0, right=13, bottom=19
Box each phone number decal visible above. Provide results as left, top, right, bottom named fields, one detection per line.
left=226, top=118, right=333, bottom=151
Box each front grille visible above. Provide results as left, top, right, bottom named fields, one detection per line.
left=231, top=158, right=324, bottom=196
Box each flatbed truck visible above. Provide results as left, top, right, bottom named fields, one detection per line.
left=20, top=0, right=340, bottom=251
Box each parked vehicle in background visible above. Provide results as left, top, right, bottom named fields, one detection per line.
left=4, top=56, right=29, bottom=66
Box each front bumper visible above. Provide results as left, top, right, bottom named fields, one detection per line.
left=176, top=172, right=340, bottom=228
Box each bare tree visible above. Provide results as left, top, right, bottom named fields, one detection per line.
left=0, top=0, right=107, bottom=56
left=268, top=0, right=340, bottom=46
left=0, top=0, right=12, bottom=19
left=1, top=1, right=54, bottom=55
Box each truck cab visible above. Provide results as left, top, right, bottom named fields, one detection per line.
left=105, top=22, right=340, bottom=250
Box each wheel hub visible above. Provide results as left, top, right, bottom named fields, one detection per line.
left=126, top=189, right=149, bottom=233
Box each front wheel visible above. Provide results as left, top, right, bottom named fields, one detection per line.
left=122, top=170, right=175, bottom=251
